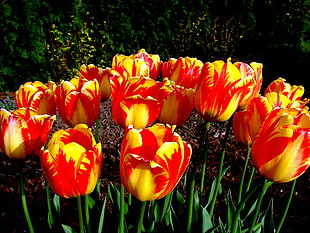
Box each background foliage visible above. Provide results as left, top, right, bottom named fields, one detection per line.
left=0, top=0, right=309, bottom=92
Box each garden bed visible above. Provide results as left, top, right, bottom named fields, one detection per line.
left=0, top=94, right=309, bottom=232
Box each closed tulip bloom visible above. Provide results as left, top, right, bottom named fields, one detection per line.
left=78, top=64, right=112, bottom=100
left=251, top=108, right=310, bottom=183
left=131, top=49, right=162, bottom=80
left=110, top=76, right=172, bottom=129
left=15, top=81, right=56, bottom=115
left=195, top=59, right=255, bottom=122
left=233, top=96, right=273, bottom=146
left=54, top=77, right=100, bottom=127
left=120, top=123, right=192, bottom=201
left=0, top=108, right=55, bottom=160
left=159, top=81, right=195, bottom=126
left=234, top=62, right=263, bottom=110
left=40, top=124, right=102, bottom=198
left=112, top=53, right=150, bottom=79
left=162, top=57, right=203, bottom=89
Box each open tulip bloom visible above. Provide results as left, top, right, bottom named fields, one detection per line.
left=54, top=77, right=101, bottom=127
left=120, top=123, right=192, bottom=201
left=195, top=59, right=257, bottom=122
left=15, top=81, right=56, bottom=115
left=0, top=108, right=56, bottom=160
left=40, top=124, right=102, bottom=198
left=251, top=108, right=310, bottom=183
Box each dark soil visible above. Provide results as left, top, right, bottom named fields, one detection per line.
left=0, top=94, right=309, bottom=233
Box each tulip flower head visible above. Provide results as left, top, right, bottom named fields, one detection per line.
left=40, top=124, right=102, bottom=198
left=233, top=96, right=273, bottom=146
left=264, top=78, right=309, bottom=108
left=251, top=108, right=310, bottom=183
left=0, top=108, right=55, bottom=160
left=120, top=123, right=192, bottom=201
left=78, top=64, right=112, bottom=100
left=195, top=59, right=256, bottom=122
left=112, top=54, right=150, bottom=79
left=15, top=81, right=56, bottom=115
left=234, top=61, right=263, bottom=110
left=110, top=76, right=172, bottom=129
left=162, top=57, right=203, bottom=89
left=159, top=81, right=195, bottom=126
left=131, top=49, right=162, bottom=80
left=54, top=77, right=101, bottom=127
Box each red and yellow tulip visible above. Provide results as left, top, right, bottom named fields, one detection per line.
left=40, top=124, right=102, bottom=198
left=195, top=59, right=256, bottom=122
left=110, top=76, right=172, bottom=129
left=264, top=78, right=309, bottom=108
left=120, top=123, right=192, bottom=201
left=15, top=81, right=56, bottom=115
left=0, top=108, right=55, bottom=160
left=131, top=49, right=162, bottom=80
left=78, top=64, right=112, bottom=100
left=162, top=57, right=203, bottom=89
left=251, top=108, right=310, bottom=183
left=112, top=53, right=150, bottom=79
left=159, top=81, right=195, bottom=126
left=233, top=79, right=309, bottom=146
left=233, top=96, right=273, bottom=146
left=234, top=62, right=263, bottom=110
left=54, top=77, right=100, bottom=127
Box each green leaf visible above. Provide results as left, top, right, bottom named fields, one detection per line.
left=193, top=189, right=200, bottom=223
left=97, top=197, right=107, bottom=233
left=261, top=198, right=274, bottom=233
left=62, top=224, right=77, bottom=233
left=202, top=206, right=213, bottom=232
left=87, top=195, right=96, bottom=209
left=53, top=194, right=60, bottom=214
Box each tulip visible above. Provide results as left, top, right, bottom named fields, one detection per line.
left=159, top=81, right=195, bottom=126
left=112, top=53, right=150, bottom=79
left=40, top=124, right=102, bottom=198
left=233, top=96, right=273, bottom=146
left=131, top=49, right=162, bottom=80
left=110, top=76, right=172, bottom=129
left=78, top=64, right=112, bottom=100
left=195, top=59, right=256, bottom=122
left=120, top=123, right=192, bottom=201
left=0, top=108, right=55, bottom=160
left=251, top=108, right=310, bottom=183
left=162, top=57, right=203, bottom=89
left=54, top=77, right=100, bottom=127
left=15, top=81, right=56, bottom=115
left=234, top=62, right=263, bottom=110
left=264, top=78, right=309, bottom=108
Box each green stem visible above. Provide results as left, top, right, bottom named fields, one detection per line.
left=119, top=183, right=125, bottom=233
left=77, top=196, right=84, bottom=233
left=200, top=122, right=212, bottom=196
left=85, top=195, right=91, bottom=233
left=19, top=169, right=34, bottom=233
left=237, top=146, right=252, bottom=204
left=275, top=179, right=296, bottom=233
left=137, top=201, right=147, bottom=233
left=186, top=121, right=210, bottom=233
left=45, top=180, right=54, bottom=229
left=231, top=184, right=260, bottom=233
left=248, top=179, right=273, bottom=232
left=209, top=121, right=231, bottom=218
left=245, top=166, right=256, bottom=193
